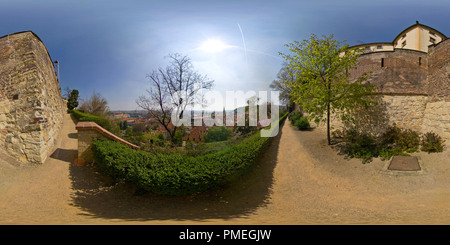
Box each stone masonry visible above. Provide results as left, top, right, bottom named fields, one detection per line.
left=0, top=31, right=65, bottom=164
left=327, top=38, right=450, bottom=145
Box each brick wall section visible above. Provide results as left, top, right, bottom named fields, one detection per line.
left=349, top=49, right=428, bottom=94
left=427, top=39, right=450, bottom=102
left=76, top=121, right=139, bottom=163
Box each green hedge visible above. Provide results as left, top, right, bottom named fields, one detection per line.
left=92, top=113, right=287, bottom=196
left=72, top=109, right=112, bottom=131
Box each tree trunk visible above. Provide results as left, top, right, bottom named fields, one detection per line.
left=327, top=102, right=331, bottom=145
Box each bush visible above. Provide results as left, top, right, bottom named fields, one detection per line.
left=342, top=128, right=378, bottom=163
left=396, top=129, right=420, bottom=153
left=204, top=126, right=232, bottom=142
left=294, top=117, right=310, bottom=130
left=421, top=132, right=445, bottom=153
left=72, top=109, right=112, bottom=131
left=380, top=126, right=419, bottom=153
left=342, top=125, right=445, bottom=163
left=92, top=112, right=288, bottom=196
left=290, top=111, right=310, bottom=130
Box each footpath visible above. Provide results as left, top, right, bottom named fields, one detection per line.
left=0, top=116, right=449, bottom=224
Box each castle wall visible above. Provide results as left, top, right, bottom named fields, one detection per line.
left=0, top=31, right=65, bottom=164
left=325, top=39, right=449, bottom=146
left=350, top=49, right=428, bottom=94
left=423, top=39, right=450, bottom=145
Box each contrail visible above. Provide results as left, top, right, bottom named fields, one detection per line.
left=237, top=23, right=248, bottom=65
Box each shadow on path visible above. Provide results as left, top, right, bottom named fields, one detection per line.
left=68, top=123, right=284, bottom=222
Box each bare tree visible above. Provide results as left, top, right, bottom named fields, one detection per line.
left=79, top=91, right=109, bottom=117
left=136, top=53, right=214, bottom=142
left=269, top=62, right=295, bottom=105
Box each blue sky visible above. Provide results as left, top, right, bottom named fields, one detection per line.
left=1, top=0, right=449, bottom=110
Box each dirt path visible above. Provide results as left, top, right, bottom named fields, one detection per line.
left=0, top=116, right=449, bottom=224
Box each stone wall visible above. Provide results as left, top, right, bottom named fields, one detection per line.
left=321, top=39, right=449, bottom=146
left=350, top=49, right=428, bottom=94
left=427, top=39, right=450, bottom=102
left=0, top=31, right=65, bottom=164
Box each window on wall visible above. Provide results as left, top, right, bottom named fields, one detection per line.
left=402, top=41, right=406, bottom=48
left=430, top=37, right=436, bottom=44
left=430, top=31, right=436, bottom=36
left=377, top=45, right=383, bottom=49
left=381, top=58, right=384, bottom=67
left=419, top=57, right=422, bottom=66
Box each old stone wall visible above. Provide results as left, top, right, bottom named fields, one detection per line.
left=427, top=39, right=450, bottom=102
left=321, top=40, right=449, bottom=146
left=349, top=49, right=428, bottom=94
left=423, top=39, right=450, bottom=145
left=0, top=31, right=65, bottom=164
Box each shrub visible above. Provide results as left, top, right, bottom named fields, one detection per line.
left=396, top=129, right=420, bottom=153
left=290, top=111, right=310, bottom=130
left=342, top=125, right=445, bottom=163
left=294, top=117, right=310, bottom=130
left=342, top=128, right=378, bottom=163
left=92, top=112, right=288, bottom=196
left=421, top=132, right=445, bottom=153
left=72, top=109, right=112, bottom=131
left=380, top=126, right=420, bottom=153
left=204, top=126, right=232, bottom=142
left=289, top=111, right=303, bottom=121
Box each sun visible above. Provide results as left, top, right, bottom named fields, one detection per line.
left=199, top=39, right=228, bottom=53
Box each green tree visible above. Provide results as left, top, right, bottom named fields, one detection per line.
left=67, top=89, right=79, bottom=111
left=280, top=34, right=376, bottom=145
left=204, top=126, right=232, bottom=143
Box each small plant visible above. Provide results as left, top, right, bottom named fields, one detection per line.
left=294, top=117, right=310, bottom=130
left=342, top=128, right=378, bottom=163
left=421, top=132, right=445, bottom=153
left=396, top=129, right=420, bottom=153
left=290, top=111, right=310, bottom=130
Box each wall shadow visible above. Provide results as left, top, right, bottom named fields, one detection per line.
left=68, top=133, right=78, bottom=139
left=68, top=122, right=285, bottom=222
left=50, top=148, right=78, bottom=163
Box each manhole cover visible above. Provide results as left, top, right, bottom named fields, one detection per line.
left=388, top=156, right=421, bottom=171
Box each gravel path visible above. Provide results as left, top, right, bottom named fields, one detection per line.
left=0, top=115, right=449, bottom=224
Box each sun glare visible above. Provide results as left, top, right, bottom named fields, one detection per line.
left=199, top=39, right=228, bottom=53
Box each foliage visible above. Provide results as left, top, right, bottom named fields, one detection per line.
left=72, top=109, right=112, bottom=131
left=342, top=127, right=378, bottom=163
left=92, top=113, right=288, bottom=196
left=421, top=132, right=445, bottom=153
left=67, top=89, right=79, bottom=111
left=340, top=125, right=445, bottom=163
left=280, top=34, right=376, bottom=144
left=294, top=117, right=310, bottom=130
left=289, top=112, right=310, bottom=130
left=204, top=126, right=232, bottom=143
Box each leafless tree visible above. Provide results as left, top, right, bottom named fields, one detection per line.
left=79, top=91, right=109, bottom=117
left=136, top=53, right=214, bottom=141
left=269, top=62, right=295, bottom=105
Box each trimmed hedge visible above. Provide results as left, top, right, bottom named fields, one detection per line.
left=92, top=113, right=287, bottom=196
left=72, top=109, right=112, bottom=131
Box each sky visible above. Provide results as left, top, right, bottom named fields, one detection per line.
left=1, top=0, right=449, bottom=110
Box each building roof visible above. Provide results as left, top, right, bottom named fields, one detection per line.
left=348, top=22, right=447, bottom=52
left=392, top=21, right=447, bottom=44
